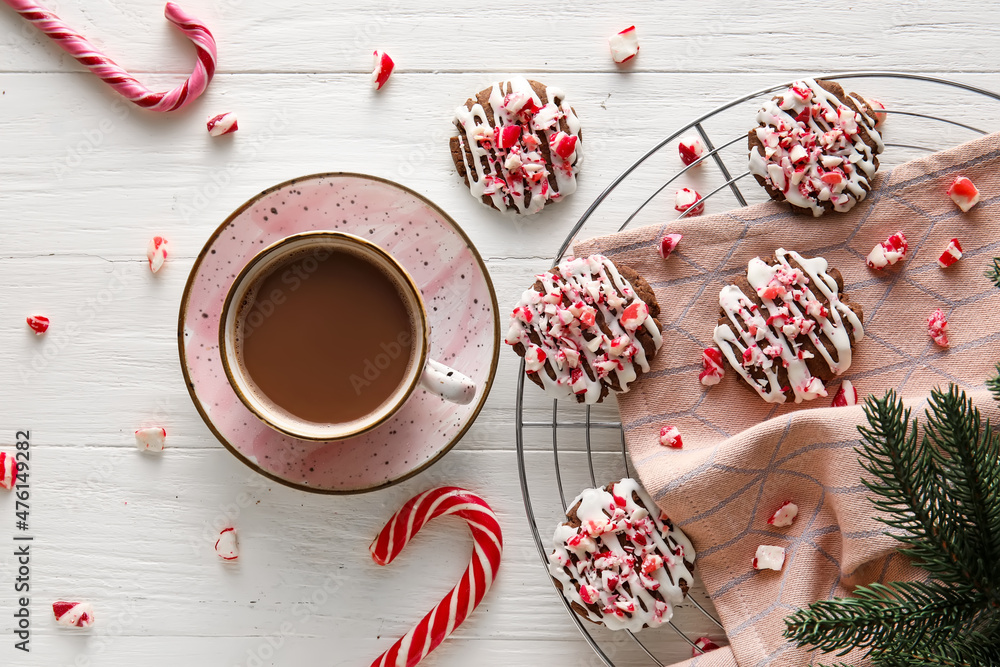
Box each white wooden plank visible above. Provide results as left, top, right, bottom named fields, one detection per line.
left=0, top=448, right=719, bottom=664
left=0, top=0, right=997, bottom=75
left=1, top=1, right=997, bottom=663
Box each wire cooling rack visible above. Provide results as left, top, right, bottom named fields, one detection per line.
left=515, top=73, right=1000, bottom=666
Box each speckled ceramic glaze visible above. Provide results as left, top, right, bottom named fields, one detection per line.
left=178, top=173, right=500, bottom=493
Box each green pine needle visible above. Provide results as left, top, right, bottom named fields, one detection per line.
left=989, top=364, right=1000, bottom=403
left=987, top=258, right=1000, bottom=289
left=784, top=366, right=1000, bottom=666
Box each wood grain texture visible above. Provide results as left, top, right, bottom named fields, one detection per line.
left=0, top=0, right=998, bottom=664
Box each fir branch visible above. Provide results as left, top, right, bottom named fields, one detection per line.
left=855, top=392, right=965, bottom=584
left=987, top=257, right=1000, bottom=289
left=785, top=581, right=982, bottom=657
left=922, top=386, right=1000, bottom=597
left=988, top=363, right=1000, bottom=403
left=785, top=383, right=1000, bottom=665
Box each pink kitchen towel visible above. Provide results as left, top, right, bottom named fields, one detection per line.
left=573, top=130, right=1000, bottom=666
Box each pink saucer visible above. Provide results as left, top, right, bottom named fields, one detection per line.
left=178, top=173, right=499, bottom=493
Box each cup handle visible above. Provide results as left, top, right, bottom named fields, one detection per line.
left=420, top=359, right=476, bottom=405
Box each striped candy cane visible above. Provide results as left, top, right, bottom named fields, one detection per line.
left=3, top=1, right=216, bottom=112
left=369, top=487, right=503, bottom=667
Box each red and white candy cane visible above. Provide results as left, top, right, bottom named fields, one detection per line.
left=3, top=1, right=216, bottom=112
left=369, top=487, right=503, bottom=667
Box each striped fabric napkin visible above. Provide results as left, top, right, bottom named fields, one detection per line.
left=572, top=130, right=1000, bottom=666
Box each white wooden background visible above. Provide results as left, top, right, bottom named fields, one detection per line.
left=1, top=1, right=999, bottom=665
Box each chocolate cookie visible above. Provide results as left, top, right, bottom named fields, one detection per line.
left=548, top=478, right=696, bottom=633
left=713, top=248, right=864, bottom=404
left=450, top=77, right=582, bottom=215
left=748, top=78, right=884, bottom=216
left=505, top=255, right=663, bottom=404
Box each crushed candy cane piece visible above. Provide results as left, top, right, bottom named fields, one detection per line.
left=947, top=176, right=980, bottom=212
left=215, top=527, right=239, bottom=560
left=372, top=50, right=395, bottom=90
left=768, top=501, right=798, bottom=528
left=938, top=238, right=964, bottom=268
left=866, top=231, right=908, bottom=270
left=550, top=131, right=578, bottom=159
left=620, top=301, right=649, bottom=330
left=752, top=545, right=785, bottom=571
left=147, top=236, right=168, bottom=274
left=658, top=233, right=682, bottom=259
left=0, top=452, right=17, bottom=490
left=867, top=98, right=887, bottom=127
left=699, top=347, right=725, bottom=386
left=678, top=136, right=706, bottom=166
left=135, top=427, right=166, bottom=452
left=674, top=187, right=704, bottom=216
left=831, top=380, right=859, bottom=407
left=608, top=26, right=639, bottom=64
left=53, top=601, right=95, bottom=628
left=928, top=309, right=950, bottom=348
left=26, top=315, right=49, bottom=335
left=693, top=637, right=720, bottom=656
left=658, top=425, right=682, bottom=448
left=206, top=112, right=238, bottom=137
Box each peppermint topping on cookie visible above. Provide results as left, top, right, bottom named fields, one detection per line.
left=609, top=26, right=639, bottom=63
left=678, top=136, right=706, bottom=166
left=674, top=188, right=704, bottom=216
left=749, top=79, right=883, bottom=216
left=548, top=478, right=695, bottom=633
left=658, top=233, right=682, bottom=259
left=506, top=255, right=662, bottom=403
left=866, top=231, right=908, bottom=270
left=454, top=78, right=582, bottom=215
left=928, top=309, right=950, bottom=347
left=948, top=176, right=980, bottom=212
left=699, top=347, right=725, bottom=386
left=714, top=249, right=864, bottom=404
left=938, top=238, right=964, bottom=268
left=867, top=98, right=888, bottom=126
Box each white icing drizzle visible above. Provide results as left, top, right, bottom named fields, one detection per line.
left=548, top=478, right=695, bottom=633
left=713, top=249, right=864, bottom=404
left=749, top=79, right=884, bottom=216
left=454, top=77, right=582, bottom=215
left=505, top=255, right=663, bottom=404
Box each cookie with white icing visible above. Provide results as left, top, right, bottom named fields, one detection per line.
left=548, top=478, right=696, bottom=633
left=505, top=255, right=663, bottom=404
left=749, top=79, right=884, bottom=216
left=450, top=77, right=582, bottom=215
left=714, top=249, right=864, bottom=404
